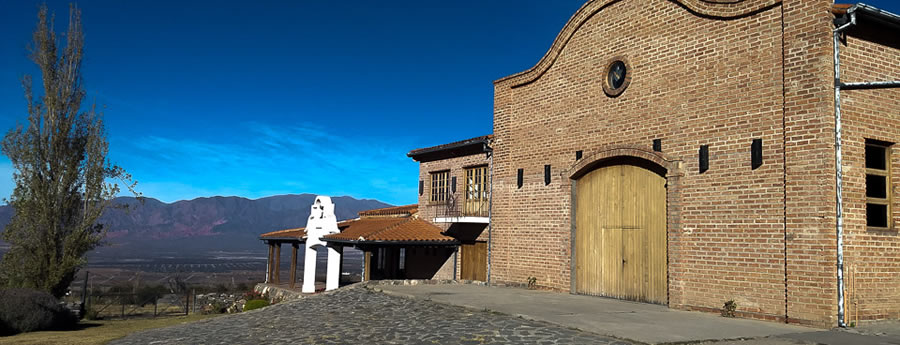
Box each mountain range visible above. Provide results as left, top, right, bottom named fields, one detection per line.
left=0, top=194, right=391, bottom=257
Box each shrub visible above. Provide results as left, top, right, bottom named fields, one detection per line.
left=242, top=290, right=265, bottom=301
left=201, top=300, right=227, bottom=315
left=0, top=288, right=76, bottom=335
left=243, top=299, right=269, bottom=312
left=721, top=299, right=737, bottom=317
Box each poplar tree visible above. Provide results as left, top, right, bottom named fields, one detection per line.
left=0, top=4, right=138, bottom=298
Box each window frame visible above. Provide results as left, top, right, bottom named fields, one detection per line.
left=865, top=140, right=893, bottom=231
left=430, top=170, right=451, bottom=203
left=465, top=165, right=489, bottom=202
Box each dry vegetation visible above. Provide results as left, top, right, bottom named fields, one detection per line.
left=0, top=314, right=219, bottom=345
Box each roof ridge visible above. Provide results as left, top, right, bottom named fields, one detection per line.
left=359, top=217, right=415, bottom=241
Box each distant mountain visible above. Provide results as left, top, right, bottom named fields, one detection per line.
left=0, top=194, right=391, bottom=257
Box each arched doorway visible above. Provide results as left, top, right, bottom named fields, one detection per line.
left=574, top=157, right=667, bottom=304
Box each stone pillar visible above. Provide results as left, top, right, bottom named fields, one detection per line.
left=302, top=245, right=317, bottom=293
left=326, top=245, right=343, bottom=291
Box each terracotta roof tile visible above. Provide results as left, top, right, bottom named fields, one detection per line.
left=323, top=218, right=455, bottom=244
left=832, top=3, right=853, bottom=15
left=358, top=204, right=418, bottom=217
left=259, top=227, right=307, bottom=240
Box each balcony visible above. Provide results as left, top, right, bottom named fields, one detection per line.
left=431, top=195, right=489, bottom=224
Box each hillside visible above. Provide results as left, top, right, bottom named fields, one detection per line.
left=0, top=194, right=391, bottom=257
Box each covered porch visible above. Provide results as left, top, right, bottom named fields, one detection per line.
left=259, top=227, right=307, bottom=289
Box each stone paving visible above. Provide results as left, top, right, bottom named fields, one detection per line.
left=111, top=285, right=635, bottom=345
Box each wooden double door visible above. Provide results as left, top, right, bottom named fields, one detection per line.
left=575, top=162, right=667, bottom=304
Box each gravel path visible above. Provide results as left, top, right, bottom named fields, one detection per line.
left=111, top=285, right=635, bottom=345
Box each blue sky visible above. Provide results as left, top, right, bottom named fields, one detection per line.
left=1, top=1, right=898, bottom=206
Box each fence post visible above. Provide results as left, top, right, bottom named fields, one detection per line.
left=154, top=297, right=158, bottom=317
left=121, top=297, right=125, bottom=319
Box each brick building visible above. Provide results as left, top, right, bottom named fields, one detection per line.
left=410, top=1, right=899, bottom=328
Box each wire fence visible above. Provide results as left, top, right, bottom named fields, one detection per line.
left=63, top=270, right=216, bottom=319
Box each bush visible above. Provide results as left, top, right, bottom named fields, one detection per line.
left=0, top=288, right=76, bottom=335
left=242, top=290, right=265, bottom=301
left=201, top=300, right=227, bottom=315
left=243, top=299, right=269, bottom=312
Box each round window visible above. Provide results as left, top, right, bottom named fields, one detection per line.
left=602, top=58, right=631, bottom=97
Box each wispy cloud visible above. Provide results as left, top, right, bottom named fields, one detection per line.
left=113, top=121, right=418, bottom=205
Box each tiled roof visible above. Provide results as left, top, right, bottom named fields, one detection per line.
left=260, top=205, right=454, bottom=244
left=323, top=217, right=456, bottom=244
left=358, top=204, right=418, bottom=217
left=259, top=227, right=307, bottom=240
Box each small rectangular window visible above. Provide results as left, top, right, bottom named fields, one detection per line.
left=699, top=145, right=709, bottom=174
left=517, top=168, right=524, bottom=188
left=430, top=171, right=450, bottom=203
left=865, top=141, right=892, bottom=229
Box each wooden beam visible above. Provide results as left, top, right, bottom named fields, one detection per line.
left=290, top=243, right=298, bottom=289
left=274, top=243, right=282, bottom=285
left=364, top=251, right=371, bottom=281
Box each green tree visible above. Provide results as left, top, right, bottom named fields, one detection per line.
left=0, top=4, right=138, bottom=298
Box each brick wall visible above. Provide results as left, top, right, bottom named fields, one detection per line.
left=781, top=0, right=840, bottom=327
left=416, top=153, right=491, bottom=280
left=837, top=26, right=900, bottom=322
left=490, top=0, right=844, bottom=327
left=401, top=0, right=899, bottom=327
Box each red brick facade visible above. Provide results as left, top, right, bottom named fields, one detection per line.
left=838, top=23, right=900, bottom=322
left=410, top=0, right=899, bottom=327
left=416, top=153, right=491, bottom=280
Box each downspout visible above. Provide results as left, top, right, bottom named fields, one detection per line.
left=832, top=9, right=855, bottom=328
left=485, top=142, right=494, bottom=285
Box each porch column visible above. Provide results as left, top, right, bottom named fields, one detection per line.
left=274, top=242, right=282, bottom=285
left=363, top=251, right=371, bottom=281
left=290, top=243, right=298, bottom=289
left=325, top=245, right=342, bottom=291
left=302, top=245, right=317, bottom=293
left=265, top=242, right=274, bottom=283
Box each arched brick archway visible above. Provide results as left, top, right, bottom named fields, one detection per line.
left=567, top=146, right=683, bottom=304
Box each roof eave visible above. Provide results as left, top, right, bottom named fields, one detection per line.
left=407, top=136, right=493, bottom=162
left=321, top=238, right=459, bottom=246
left=259, top=237, right=307, bottom=242
left=841, top=3, right=900, bottom=32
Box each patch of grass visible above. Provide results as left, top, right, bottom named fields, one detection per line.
left=0, top=314, right=219, bottom=345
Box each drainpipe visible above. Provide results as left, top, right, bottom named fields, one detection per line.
left=832, top=8, right=855, bottom=329
left=485, top=142, right=494, bottom=285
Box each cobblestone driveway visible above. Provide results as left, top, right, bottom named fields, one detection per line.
left=111, top=285, right=635, bottom=345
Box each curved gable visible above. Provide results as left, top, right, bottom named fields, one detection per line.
left=494, top=0, right=779, bottom=88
